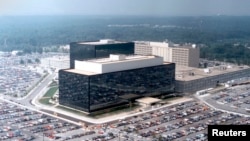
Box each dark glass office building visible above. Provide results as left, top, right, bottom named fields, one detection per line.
left=59, top=63, right=175, bottom=113
left=70, top=40, right=134, bottom=68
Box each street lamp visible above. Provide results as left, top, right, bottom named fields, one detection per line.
left=43, top=133, right=45, bottom=141
left=118, top=131, right=121, bottom=141
left=118, top=132, right=120, bottom=141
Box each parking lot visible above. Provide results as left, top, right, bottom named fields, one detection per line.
left=0, top=96, right=249, bottom=141
left=0, top=100, right=83, bottom=141
left=0, top=52, right=68, bottom=98
left=48, top=100, right=249, bottom=141
left=201, top=84, right=250, bottom=115
left=0, top=67, right=43, bottom=97
left=0, top=55, right=45, bottom=98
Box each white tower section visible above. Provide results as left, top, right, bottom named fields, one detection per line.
left=75, top=54, right=164, bottom=74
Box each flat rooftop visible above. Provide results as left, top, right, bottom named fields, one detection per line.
left=64, top=69, right=98, bottom=76
left=135, top=41, right=197, bottom=49
left=74, top=54, right=166, bottom=74
left=64, top=61, right=171, bottom=76
left=171, top=45, right=197, bottom=49
left=65, top=54, right=171, bottom=75
left=176, top=65, right=250, bottom=81
left=87, top=55, right=157, bottom=64
left=78, top=39, right=124, bottom=45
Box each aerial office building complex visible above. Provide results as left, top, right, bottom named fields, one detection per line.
left=135, top=41, right=200, bottom=68
left=59, top=54, right=175, bottom=113
left=69, top=39, right=134, bottom=68
left=134, top=40, right=250, bottom=93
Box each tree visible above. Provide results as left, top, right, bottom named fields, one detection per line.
left=27, top=59, right=32, bottom=64
left=35, top=58, right=40, bottom=63
left=20, top=59, right=25, bottom=64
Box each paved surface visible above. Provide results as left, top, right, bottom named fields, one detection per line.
left=196, top=85, right=250, bottom=117
left=33, top=95, right=193, bottom=124
left=1, top=84, right=250, bottom=141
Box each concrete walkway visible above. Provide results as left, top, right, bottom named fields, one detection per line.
left=32, top=96, right=193, bottom=124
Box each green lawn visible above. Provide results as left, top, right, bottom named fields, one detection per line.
left=39, top=86, right=58, bottom=106
left=43, top=87, right=58, bottom=97
left=49, top=81, right=58, bottom=87
left=39, top=97, right=53, bottom=105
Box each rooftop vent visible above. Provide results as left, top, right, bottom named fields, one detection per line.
left=204, top=68, right=211, bottom=73
left=109, top=54, right=126, bottom=61
left=100, top=39, right=115, bottom=44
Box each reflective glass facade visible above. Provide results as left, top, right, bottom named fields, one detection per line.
left=58, top=71, right=90, bottom=112
left=70, top=42, right=134, bottom=68
left=59, top=63, right=175, bottom=113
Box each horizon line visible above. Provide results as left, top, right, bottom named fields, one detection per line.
left=1, top=14, right=250, bottom=17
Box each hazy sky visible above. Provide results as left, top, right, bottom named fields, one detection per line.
left=0, top=0, right=250, bottom=16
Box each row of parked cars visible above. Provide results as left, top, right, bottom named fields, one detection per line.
left=0, top=101, right=83, bottom=141
left=68, top=100, right=250, bottom=141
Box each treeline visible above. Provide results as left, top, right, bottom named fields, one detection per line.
left=200, top=43, right=250, bottom=65
left=1, top=15, right=250, bottom=64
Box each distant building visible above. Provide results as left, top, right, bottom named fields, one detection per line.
left=69, top=39, right=134, bottom=68
left=40, top=56, right=69, bottom=70
left=11, top=50, right=23, bottom=56
left=59, top=54, right=175, bottom=113
left=134, top=41, right=152, bottom=55
left=175, top=65, right=250, bottom=93
left=135, top=41, right=200, bottom=68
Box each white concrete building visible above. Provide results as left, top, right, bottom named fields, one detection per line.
left=175, top=65, right=250, bottom=93
left=40, top=56, right=69, bottom=70
left=135, top=41, right=200, bottom=68
left=134, top=41, right=152, bottom=55
left=74, top=54, right=164, bottom=74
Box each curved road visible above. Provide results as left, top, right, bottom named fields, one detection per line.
left=18, top=73, right=56, bottom=108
